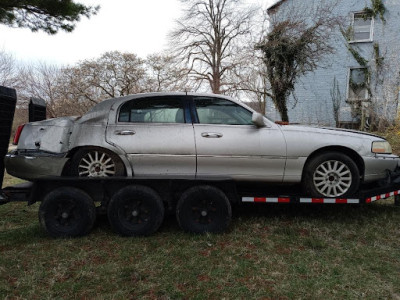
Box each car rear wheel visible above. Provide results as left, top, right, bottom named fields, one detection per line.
left=303, top=152, right=360, bottom=198
left=70, top=147, right=125, bottom=177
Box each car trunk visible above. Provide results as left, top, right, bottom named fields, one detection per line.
left=17, top=117, right=78, bottom=153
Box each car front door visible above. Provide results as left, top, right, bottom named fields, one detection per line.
left=192, top=96, right=287, bottom=182
left=106, top=96, right=196, bottom=177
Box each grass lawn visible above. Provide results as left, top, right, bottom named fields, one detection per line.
left=1, top=129, right=400, bottom=299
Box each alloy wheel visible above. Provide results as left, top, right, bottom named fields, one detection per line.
left=78, top=151, right=116, bottom=177
left=312, top=160, right=352, bottom=197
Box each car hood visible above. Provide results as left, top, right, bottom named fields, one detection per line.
left=279, top=125, right=385, bottom=141
left=277, top=124, right=387, bottom=158
left=319, top=126, right=383, bottom=139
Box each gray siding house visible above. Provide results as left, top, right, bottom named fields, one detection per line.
left=266, top=0, right=400, bottom=130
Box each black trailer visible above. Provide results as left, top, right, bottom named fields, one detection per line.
left=1, top=176, right=400, bottom=238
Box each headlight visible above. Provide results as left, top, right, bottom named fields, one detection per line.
left=372, top=141, right=392, bottom=154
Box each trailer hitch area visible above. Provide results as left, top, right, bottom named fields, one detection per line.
left=0, top=190, right=10, bottom=205
left=391, top=166, right=400, bottom=184
left=377, top=167, right=400, bottom=187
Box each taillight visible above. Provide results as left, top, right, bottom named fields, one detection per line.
left=13, top=124, right=25, bottom=145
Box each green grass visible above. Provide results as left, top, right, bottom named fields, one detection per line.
left=0, top=199, right=399, bottom=299
left=1, top=131, right=400, bottom=299
left=2, top=172, right=24, bottom=188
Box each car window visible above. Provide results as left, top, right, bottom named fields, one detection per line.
left=119, top=97, right=185, bottom=123
left=194, top=97, right=253, bottom=125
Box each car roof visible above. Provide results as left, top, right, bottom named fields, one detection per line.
left=78, top=92, right=256, bottom=125
left=86, top=92, right=244, bottom=115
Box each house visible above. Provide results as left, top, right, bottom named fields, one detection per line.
left=266, top=0, right=400, bottom=130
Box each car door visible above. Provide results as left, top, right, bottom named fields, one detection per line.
left=192, top=96, right=287, bottom=182
left=106, top=96, right=196, bottom=177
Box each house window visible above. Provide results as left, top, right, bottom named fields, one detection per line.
left=348, top=68, right=369, bottom=100
left=351, top=13, right=373, bottom=42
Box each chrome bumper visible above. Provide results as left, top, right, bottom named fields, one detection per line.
left=5, top=150, right=69, bottom=180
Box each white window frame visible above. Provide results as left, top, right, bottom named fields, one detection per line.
left=347, top=67, right=370, bottom=102
left=349, top=12, right=374, bottom=43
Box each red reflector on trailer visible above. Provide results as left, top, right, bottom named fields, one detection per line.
left=254, top=197, right=266, bottom=203
left=278, top=197, right=290, bottom=203
left=336, top=199, right=347, bottom=204
left=312, top=198, right=324, bottom=203
left=13, top=124, right=25, bottom=145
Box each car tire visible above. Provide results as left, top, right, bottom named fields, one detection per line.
left=39, top=187, right=96, bottom=238
left=176, top=185, right=232, bottom=234
left=303, top=152, right=360, bottom=198
left=107, top=185, right=164, bottom=236
left=70, top=147, right=125, bottom=177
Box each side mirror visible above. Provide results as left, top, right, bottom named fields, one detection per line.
left=252, top=112, right=266, bottom=128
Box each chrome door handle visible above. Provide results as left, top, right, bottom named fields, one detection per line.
left=201, top=132, right=223, bottom=138
left=115, top=130, right=135, bottom=135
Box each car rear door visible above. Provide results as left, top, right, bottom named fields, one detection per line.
left=192, top=96, right=287, bottom=182
left=106, top=95, right=196, bottom=177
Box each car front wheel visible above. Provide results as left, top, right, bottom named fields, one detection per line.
left=303, top=152, right=360, bottom=198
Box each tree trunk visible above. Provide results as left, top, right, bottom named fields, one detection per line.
left=212, top=68, right=221, bottom=94
left=274, top=93, right=289, bottom=122
left=280, top=107, right=289, bottom=122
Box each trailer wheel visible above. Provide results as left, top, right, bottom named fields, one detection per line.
left=176, top=185, right=232, bottom=234
left=39, top=187, right=96, bottom=238
left=107, top=185, right=164, bottom=236
left=303, top=152, right=360, bottom=198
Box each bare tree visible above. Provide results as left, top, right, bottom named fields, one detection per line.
left=256, top=1, right=342, bottom=122
left=232, top=49, right=270, bottom=114
left=229, top=13, right=271, bottom=115
left=0, top=50, right=28, bottom=133
left=0, top=50, right=21, bottom=88
left=76, top=51, right=148, bottom=99
left=57, top=64, right=103, bottom=110
left=170, top=0, right=257, bottom=94
left=16, top=52, right=148, bottom=118
left=146, top=54, right=192, bottom=92
left=19, top=63, right=64, bottom=117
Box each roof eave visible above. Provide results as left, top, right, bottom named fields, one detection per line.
left=267, top=0, right=287, bottom=13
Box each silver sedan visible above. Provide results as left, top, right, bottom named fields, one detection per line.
left=5, top=92, right=399, bottom=198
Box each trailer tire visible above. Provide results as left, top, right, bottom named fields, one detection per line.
left=107, top=185, right=164, bottom=236
left=39, top=187, right=96, bottom=238
left=176, top=185, right=232, bottom=234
